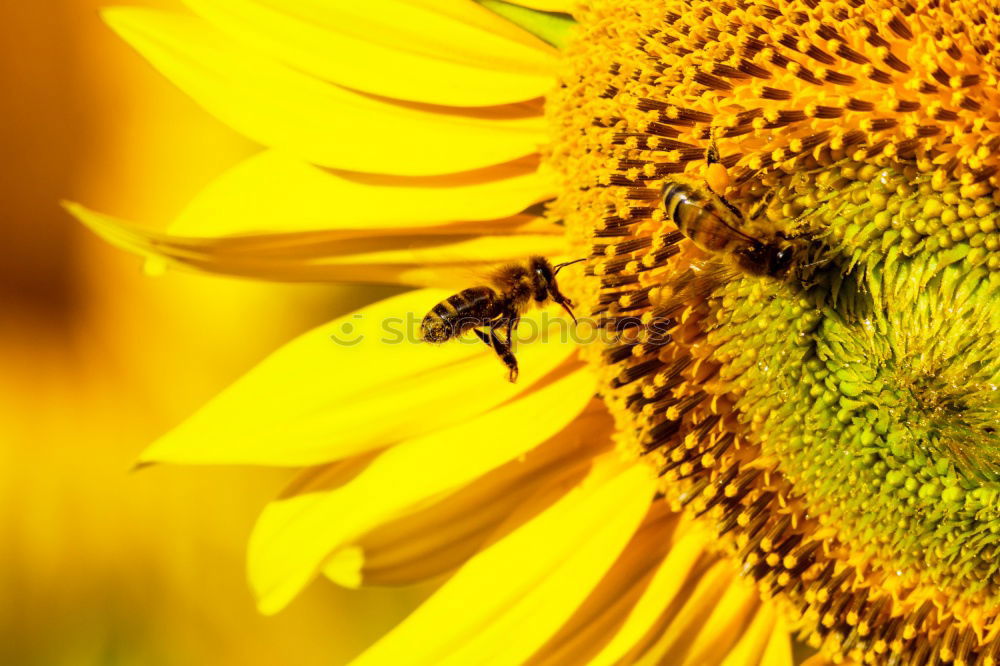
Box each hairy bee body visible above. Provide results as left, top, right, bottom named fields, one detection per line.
left=661, top=181, right=793, bottom=278
left=420, top=257, right=580, bottom=382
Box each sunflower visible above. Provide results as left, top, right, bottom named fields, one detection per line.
left=70, top=0, right=1000, bottom=663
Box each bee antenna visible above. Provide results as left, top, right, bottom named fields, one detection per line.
left=553, top=258, right=586, bottom=275
left=560, top=301, right=579, bottom=325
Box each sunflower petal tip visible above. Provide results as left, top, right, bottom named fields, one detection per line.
left=322, top=546, right=365, bottom=589
left=130, top=459, right=157, bottom=473
left=136, top=428, right=211, bottom=466
left=61, top=200, right=91, bottom=223
left=250, top=567, right=310, bottom=616
left=98, top=5, right=144, bottom=32
left=254, top=593, right=286, bottom=617
left=62, top=201, right=112, bottom=234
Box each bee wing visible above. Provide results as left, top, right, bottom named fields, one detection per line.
left=390, top=247, right=511, bottom=290
left=449, top=263, right=499, bottom=285
left=688, top=213, right=760, bottom=253
left=388, top=224, right=567, bottom=289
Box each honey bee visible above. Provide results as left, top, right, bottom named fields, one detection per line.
left=661, top=180, right=793, bottom=277
left=421, top=256, right=585, bottom=382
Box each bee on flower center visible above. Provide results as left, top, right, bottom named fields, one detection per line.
left=661, top=180, right=794, bottom=278
left=420, top=256, right=584, bottom=382
left=660, top=139, right=796, bottom=278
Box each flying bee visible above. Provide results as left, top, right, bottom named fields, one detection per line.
left=661, top=180, right=794, bottom=278
left=420, top=256, right=585, bottom=382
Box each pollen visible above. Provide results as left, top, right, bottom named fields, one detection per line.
left=544, top=0, right=1000, bottom=663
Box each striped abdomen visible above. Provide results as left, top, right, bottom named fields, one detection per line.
left=421, top=286, right=501, bottom=343
left=661, top=182, right=754, bottom=255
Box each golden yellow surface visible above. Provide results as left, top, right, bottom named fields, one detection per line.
left=0, top=3, right=421, bottom=664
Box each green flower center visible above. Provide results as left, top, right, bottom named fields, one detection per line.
left=721, top=162, right=1000, bottom=596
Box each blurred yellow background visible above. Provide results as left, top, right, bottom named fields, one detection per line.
left=0, top=2, right=419, bottom=664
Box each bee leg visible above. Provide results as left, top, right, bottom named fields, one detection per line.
left=504, top=315, right=520, bottom=346
left=705, top=138, right=722, bottom=166
left=748, top=190, right=775, bottom=221
left=474, top=327, right=519, bottom=382
left=714, top=189, right=743, bottom=220
left=499, top=315, right=521, bottom=382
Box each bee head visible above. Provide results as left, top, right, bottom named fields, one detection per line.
left=739, top=242, right=793, bottom=278
left=770, top=246, right=794, bottom=277
left=529, top=256, right=581, bottom=324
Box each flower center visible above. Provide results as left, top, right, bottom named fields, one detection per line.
left=544, top=0, right=1000, bottom=662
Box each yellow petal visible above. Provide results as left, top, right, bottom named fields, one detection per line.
left=677, top=574, right=762, bottom=665
left=102, top=8, right=547, bottom=176
left=526, top=505, right=679, bottom=665
left=408, top=0, right=559, bottom=53
left=720, top=603, right=777, bottom=666
left=133, top=289, right=584, bottom=466
left=183, top=0, right=557, bottom=106
left=582, top=521, right=714, bottom=666
left=759, top=614, right=795, bottom=666
left=67, top=203, right=567, bottom=287
left=350, top=457, right=656, bottom=666
left=627, top=561, right=737, bottom=665
left=801, top=653, right=858, bottom=666
left=249, top=365, right=595, bottom=613
left=320, top=545, right=365, bottom=589
left=504, top=1, right=575, bottom=12
left=343, top=401, right=612, bottom=587
left=799, top=656, right=827, bottom=666
left=170, top=151, right=554, bottom=236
